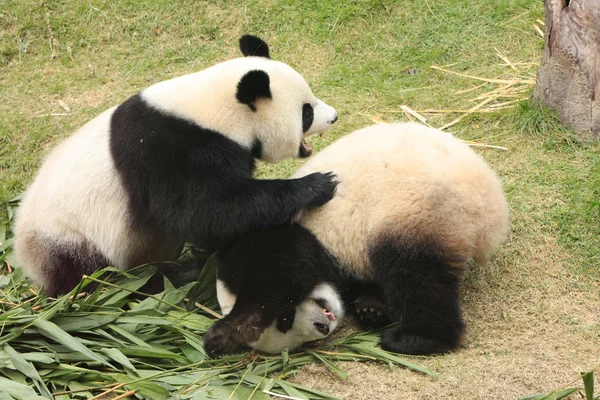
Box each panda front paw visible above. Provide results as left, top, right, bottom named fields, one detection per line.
left=302, top=172, right=339, bottom=208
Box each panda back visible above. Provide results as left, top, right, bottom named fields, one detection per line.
left=292, top=123, right=509, bottom=278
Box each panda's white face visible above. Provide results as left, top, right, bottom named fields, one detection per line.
left=140, top=51, right=337, bottom=163
left=248, top=283, right=344, bottom=354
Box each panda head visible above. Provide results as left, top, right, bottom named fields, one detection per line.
left=248, top=283, right=345, bottom=354
left=206, top=282, right=344, bottom=356
left=235, top=35, right=338, bottom=161
left=141, top=35, right=338, bottom=163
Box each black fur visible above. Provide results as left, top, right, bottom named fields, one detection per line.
left=301, top=103, right=314, bottom=133
left=236, top=70, right=272, bottom=111
left=207, top=226, right=466, bottom=357
left=43, top=239, right=110, bottom=297
left=204, top=226, right=346, bottom=357
left=353, top=292, right=391, bottom=329
left=369, top=233, right=465, bottom=355
left=250, top=138, right=263, bottom=159
left=110, top=95, right=338, bottom=252
left=239, top=35, right=270, bottom=58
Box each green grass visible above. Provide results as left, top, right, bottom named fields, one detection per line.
left=0, top=0, right=546, bottom=226
left=2, top=0, right=600, bottom=399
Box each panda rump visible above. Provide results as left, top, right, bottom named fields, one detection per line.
left=207, top=122, right=510, bottom=356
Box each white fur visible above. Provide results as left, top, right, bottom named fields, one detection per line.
left=305, top=99, right=337, bottom=137
left=15, top=54, right=336, bottom=287
left=292, top=122, right=510, bottom=279
left=216, top=279, right=237, bottom=317
left=248, top=283, right=344, bottom=354
left=14, top=108, right=181, bottom=285
left=142, top=57, right=337, bottom=163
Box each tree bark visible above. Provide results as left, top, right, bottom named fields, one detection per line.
left=533, top=0, right=600, bottom=141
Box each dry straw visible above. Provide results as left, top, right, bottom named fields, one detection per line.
left=369, top=49, right=541, bottom=151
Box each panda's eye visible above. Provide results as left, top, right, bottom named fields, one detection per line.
left=302, top=103, right=314, bottom=133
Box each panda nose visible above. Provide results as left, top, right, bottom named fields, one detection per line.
left=314, top=322, right=330, bottom=335
left=330, top=114, right=338, bottom=124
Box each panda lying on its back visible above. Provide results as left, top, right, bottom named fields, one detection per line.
left=205, top=122, right=509, bottom=356
left=15, top=35, right=338, bottom=297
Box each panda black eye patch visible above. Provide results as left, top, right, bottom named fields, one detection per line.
left=302, top=103, right=314, bottom=133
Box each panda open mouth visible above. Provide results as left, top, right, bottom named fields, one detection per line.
left=322, top=306, right=336, bottom=321
left=299, top=133, right=325, bottom=158
left=299, top=138, right=313, bottom=158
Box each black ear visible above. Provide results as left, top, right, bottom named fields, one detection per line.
left=236, top=70, right=272, bottom=111
left=239, top=35, right=270, bottom=58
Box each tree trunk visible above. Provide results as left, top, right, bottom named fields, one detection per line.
left=533, top=0, right=600, bottom=141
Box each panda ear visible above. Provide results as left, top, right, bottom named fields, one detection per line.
left=239, top=35, right=270, bottom=58
left=236, top=70, right=272, bottom=111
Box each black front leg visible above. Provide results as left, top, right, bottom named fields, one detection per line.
left=165, top=172, right=338, bottom=249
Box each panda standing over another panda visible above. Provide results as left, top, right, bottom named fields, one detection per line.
left=205, top=122, right=510, bottom=357
left=15, top=35, right=339, bottom=297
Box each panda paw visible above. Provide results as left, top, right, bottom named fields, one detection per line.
left=302, top=172, right=339, bottom=207
left=353, top=294, right=391, bottom=329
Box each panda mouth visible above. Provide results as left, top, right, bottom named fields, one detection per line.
left=322, top=306, right=336, bottom=321
left=299, top=138, right=313, bottom=158
left=299, top=132, right=325, bottom=158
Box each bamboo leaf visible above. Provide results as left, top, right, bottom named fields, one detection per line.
left=0, top=391, right=13, bottom=400
left=124, top=381, right=170, bottom=400
left=20, top=353, right=56, bottom=364
left=107, top=323, right=151, bottom=347
left=306, top=350, right=348, bottom=380
left=276, top=380, right=310, bottom=400
left=32, top=319, right=114, bottom=368
left=167, top=310, right=213, bottom=330
left=0, top=238, right=13, bottom=253
left=554, top=387, right=584, bottom=399
left=115, top=316, right=171, bottom=326
left=275, top=380, right=340, bottom=400
left=347, top=344, right=439, bottom=377
left=51, top=313, right=121, bottom=331
left=229, top=384, right=269, bottom=400
left=0, top=376, right=45, bottom=400
left=582, top=371, right=595, bottom=400
left=189, top=385, right=234, bottom=400
left=2, top=345, right=53, bottom=399
left=100, top=348, right=137, bottom=372
left=0, top=368, right=27, bottom=384
left=65, top=381, right=94, bottom=399
left=281, top=348, right=289, bottom=369
left=117, top=345, right=187, bottom=361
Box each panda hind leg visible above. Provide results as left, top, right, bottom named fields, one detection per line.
left=41, top=240, right=111, bottom=297
left=369, top=235, right=465, bottom=355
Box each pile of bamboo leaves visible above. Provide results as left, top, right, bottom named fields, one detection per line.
left=0, top=198, right=436, bottom=400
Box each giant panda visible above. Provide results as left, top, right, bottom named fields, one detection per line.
left=14, top=35, right=339, bottom=297
left=204, top=122, right=510, bottom=356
